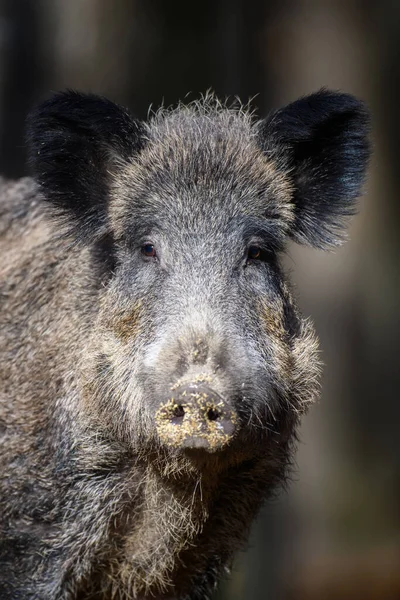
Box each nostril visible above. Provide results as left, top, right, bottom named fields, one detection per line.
left=171, top=405, right=185, bottom=424
left=206, top=408, right=220, bottom=422
left=173, top=405, right=185, bottom=418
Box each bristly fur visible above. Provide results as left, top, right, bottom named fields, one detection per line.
left=25, top=91, right=147, bottom=242
left=1, top=89, right=370, bottom=599
left=258, top=88, right=371, bottom=248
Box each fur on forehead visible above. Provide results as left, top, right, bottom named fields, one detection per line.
left=110, top=97, right=294, bottom=239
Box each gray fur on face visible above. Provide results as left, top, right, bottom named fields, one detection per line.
left=101, top=102, right=310, bottom=445
left=0, top=91, right=370, bottom=599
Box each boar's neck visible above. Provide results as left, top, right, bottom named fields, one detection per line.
left=64, top=448, right=283, bottom=600
left=110, top=461, right=211, bottom=597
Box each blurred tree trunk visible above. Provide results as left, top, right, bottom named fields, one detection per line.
left=0, top=0, right=45, bottom=177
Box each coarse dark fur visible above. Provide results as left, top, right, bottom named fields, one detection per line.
left=0, top=90, right=370, bottom=599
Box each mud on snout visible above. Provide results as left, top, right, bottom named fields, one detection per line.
left=155, top=380, right=238, bottom=452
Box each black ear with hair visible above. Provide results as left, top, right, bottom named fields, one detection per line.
left=26, top=91, right=146, bottom=240
left=259, top=89, right=371, bottom=248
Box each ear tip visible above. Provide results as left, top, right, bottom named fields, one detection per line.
left=25, top=90, right=142, bottom=163
left=260, top=89, right=372, bottom=152
left=26, top=90, right=84, bottom=120
left=25, top=90, right=83, bottom=143
left=25, top=90, right=140, bottom=137
left=300, top=87, right=370, bottom=117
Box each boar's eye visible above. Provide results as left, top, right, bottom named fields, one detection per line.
left=141, top=243, right=157, bottom=258
left=248, top=245, right=261, bottom=260
left=246, top=245, right=273, bottom=265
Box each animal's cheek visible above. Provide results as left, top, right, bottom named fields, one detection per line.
left=79, top=301, right=147, bottom=422
left=80, top=337, right=154, bottom=446
left=257, top=297, right=287, bottom=342
left=255, top=298, right=293, bottom=383
left=98, top=300, right=145, bottom=345
left=290, top=319, right=321, bottom=413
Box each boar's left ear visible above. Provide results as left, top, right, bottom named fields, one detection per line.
left=258, top=89, right=371, bottom=248
left=26, top=91, right=146, bottom=241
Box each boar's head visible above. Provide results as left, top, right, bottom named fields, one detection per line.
left=27, top=90, right=370, bottom=471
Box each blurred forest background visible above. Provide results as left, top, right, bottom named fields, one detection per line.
left=0, top=0, right=399, bottom=598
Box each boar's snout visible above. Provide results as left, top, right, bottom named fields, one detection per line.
left=155, top=383, right=238, bottom=452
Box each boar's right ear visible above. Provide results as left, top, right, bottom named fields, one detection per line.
left=258, top=89, right=371, bottom=248
left=26, top=91, right=146, bottom=241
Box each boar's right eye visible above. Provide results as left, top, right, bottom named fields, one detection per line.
left=248, top=246, right=261, bottom=260
left=246, top=245, right=272, bottom=264
left=141, top=244, right=157, bottom=258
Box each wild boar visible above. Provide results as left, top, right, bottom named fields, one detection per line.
left=0, top=89, right=370, bottom=599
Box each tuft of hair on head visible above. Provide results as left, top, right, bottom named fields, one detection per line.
left=257, top=88, right=371, bottom=249
left=25, top=90, right=146, bottom=243
left=148, top=90, right=258, bottom=134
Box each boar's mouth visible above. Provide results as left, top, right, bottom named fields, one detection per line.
left=155, top=384, right=238, bottom=453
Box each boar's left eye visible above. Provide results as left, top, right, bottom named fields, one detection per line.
left=141, top=243, right=157, bottom=258
left=247, top=245, right=262, bottom=260
left=246, top=245, right=273, bottom=264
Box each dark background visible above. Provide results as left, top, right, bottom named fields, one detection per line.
left=0, top=1, right=399, bottom=598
